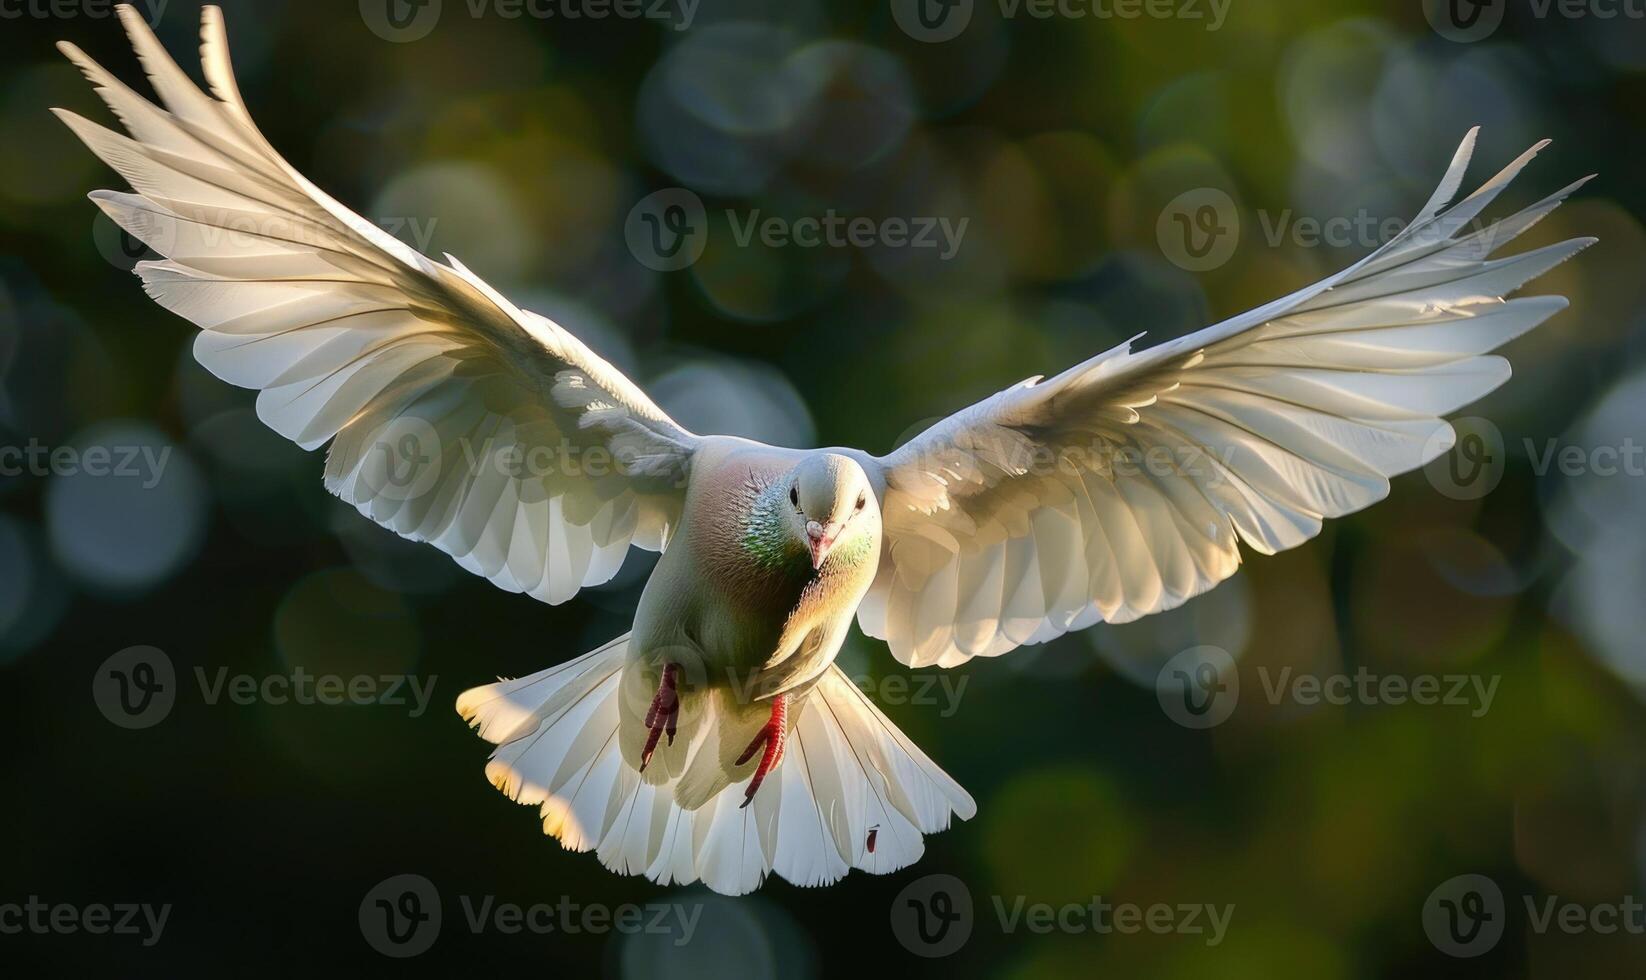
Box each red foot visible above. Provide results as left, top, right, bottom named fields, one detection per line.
left=736, top=694, right=788, bottom=808
left=639, top=663, right=681, bottom=772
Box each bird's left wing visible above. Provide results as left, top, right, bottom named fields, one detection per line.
left=862, top=130, right=1593, bottom=668
left=56, top=6, right=698, bottom=603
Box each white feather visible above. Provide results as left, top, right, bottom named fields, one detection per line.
left=867, top=131, right=1594, bottom=667
left=57, top=5, right=698, bottom=607
left=461, top=651, right=973, bottom=896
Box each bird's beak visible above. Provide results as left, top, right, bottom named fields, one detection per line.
left=806, top=520, right=839, bottom=569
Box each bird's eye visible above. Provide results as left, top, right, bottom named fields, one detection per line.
left=790, top=486, right=800, bottom=509
left=855, top=494, right=866, bottom=512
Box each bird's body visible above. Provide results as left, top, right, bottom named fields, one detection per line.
left=640, top=441, right=877, bottom=701
left=60, top=5, right=1596, bottom=895
left=615, top=442, right=884, bottom=809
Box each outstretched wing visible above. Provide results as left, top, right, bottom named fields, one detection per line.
left=57, top=6, right=698, bottom=604
left=862, top=130, right=1594, bottom=668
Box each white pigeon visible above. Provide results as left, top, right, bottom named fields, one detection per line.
left=59, top=6, right=1594, bottom=895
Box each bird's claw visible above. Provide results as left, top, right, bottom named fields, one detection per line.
left=639, top=663, right=681, bottom=772
left=736, top=693, right=789, bottom=808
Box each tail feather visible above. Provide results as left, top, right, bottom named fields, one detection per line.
left=457, top=638, right=975, bottom=895
left=456, top=633, right=627, bottom=745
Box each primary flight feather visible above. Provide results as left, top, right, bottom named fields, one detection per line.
left=58, top=6, right=1594, bottom=895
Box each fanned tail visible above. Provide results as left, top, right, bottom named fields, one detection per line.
left=458, top=646, right=975, bottom=895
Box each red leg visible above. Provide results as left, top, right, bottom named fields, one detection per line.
left=736, top=694, right=789, bottom=808
left=639, top=663, right=681, bottom=772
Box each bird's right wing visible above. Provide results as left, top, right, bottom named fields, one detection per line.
left=863, top=129, right=1593, bottom=667
left=57, top=6, right=697, bottom=604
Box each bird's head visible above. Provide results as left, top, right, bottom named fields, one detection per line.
left=784, top=453, right=879, bottom=571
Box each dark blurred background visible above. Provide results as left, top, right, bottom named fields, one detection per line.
left=3, top=0, right=1646, bottom=976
